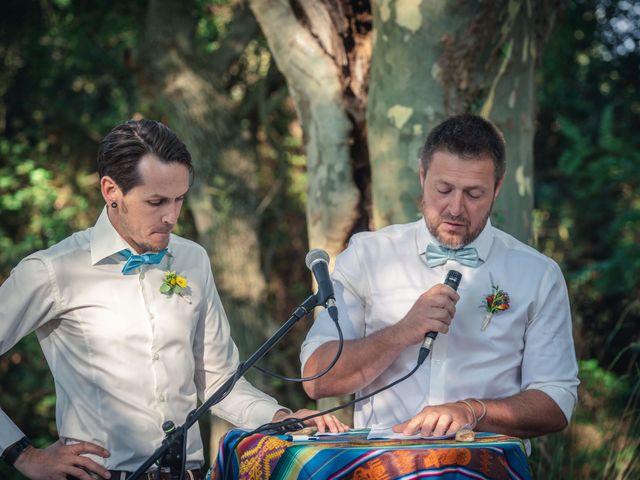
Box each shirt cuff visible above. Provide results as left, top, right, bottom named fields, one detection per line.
left=0, top=409, right=25, bottom=455
left=526, top=384, right=577, bottom=423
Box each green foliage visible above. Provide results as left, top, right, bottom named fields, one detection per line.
left=535, top=0, right=640, bottom=372
left=531, top=359, right=640, bottom=479
left=531, top=0, right=640, bottom=477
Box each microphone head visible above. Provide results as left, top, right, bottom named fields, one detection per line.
left=444, top=270, right=462, bottom=291
left=305, top=248, right=330, bottom=270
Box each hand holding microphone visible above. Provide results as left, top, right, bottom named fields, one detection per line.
left=417, top=270, right=462, bottom=365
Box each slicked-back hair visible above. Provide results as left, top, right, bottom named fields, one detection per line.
left=97, top=119, right=193, bottom=194
left=420, top=114, right=506, bottom=185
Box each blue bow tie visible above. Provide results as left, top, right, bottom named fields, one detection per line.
left=425, top=243, right=481, bottom=268
left=119, top=249, right=167, bottom=274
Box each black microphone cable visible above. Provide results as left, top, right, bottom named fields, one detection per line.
left=252, top=320, right=344, bottom=382
left=222, top=360, right=422, bottom=480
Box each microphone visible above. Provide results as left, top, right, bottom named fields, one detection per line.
left=305, top=249, right=338, bottom=322
left=418, top=270, right=462, bottom=365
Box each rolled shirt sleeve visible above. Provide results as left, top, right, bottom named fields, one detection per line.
left=522, top=261, right=579, bottom=422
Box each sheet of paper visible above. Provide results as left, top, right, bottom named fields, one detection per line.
left=367, top=424, right=459, bottom=440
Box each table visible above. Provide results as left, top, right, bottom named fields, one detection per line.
left=207, top=429, right=532, bottom=480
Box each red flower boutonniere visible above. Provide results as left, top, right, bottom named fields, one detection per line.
left=480, top=282, right=510, bottom=331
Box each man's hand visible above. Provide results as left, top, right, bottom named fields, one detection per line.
left=393, top=283, right=460, bottom=346
left=14, top=439, right=111, bottom=480
left=392, top=402, right=473, bottom=437
left=272, top=409, right=350, bottom=434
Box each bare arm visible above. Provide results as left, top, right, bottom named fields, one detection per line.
left=394, top=389, right=567, bottom=438
left=303, top=284, right=459, bottom=398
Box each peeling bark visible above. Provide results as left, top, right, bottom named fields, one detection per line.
left=250, top=0, right=372, bottom=262
left=367, top=0, right=556, bottom=239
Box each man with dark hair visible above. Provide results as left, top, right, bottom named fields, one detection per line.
left=0, top=119, right=347, bottom=480
left=301, top=114, right=579, bottom=443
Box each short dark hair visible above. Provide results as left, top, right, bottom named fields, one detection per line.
left=420, top=114, right=506, bottom=184
left=97, top=119, right=193, bottom=194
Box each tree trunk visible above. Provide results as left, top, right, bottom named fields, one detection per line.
left=249, top=0, right=372, bottom=260
left=250, top=0, right=372, bottom=423
left=136, top=0, right=274, bottom=462
left=368, top=0, right=557, bottom=242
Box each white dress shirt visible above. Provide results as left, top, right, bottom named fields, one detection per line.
left=0, top=208, right=284, bottom=470
left=301, top=219, right=579, bottom=429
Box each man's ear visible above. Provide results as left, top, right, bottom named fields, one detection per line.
left=494, top=175, right=505, bottom=200
left=419, top=161, right=426, bottom=189
left=100, top=176, right=121, bottom=205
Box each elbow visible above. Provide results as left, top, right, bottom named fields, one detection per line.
left=303, top=379, right=323, bottom=400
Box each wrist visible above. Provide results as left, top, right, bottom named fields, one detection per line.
left=466, top=398, right=487, bottom=424
left=456, top=400, right=477, bottom=428
left=272, top=408, right=291, bottom=422
left=1, top=436, right=32, bottom=467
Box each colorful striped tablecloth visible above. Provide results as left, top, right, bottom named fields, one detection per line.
left=207, top=429, right=532, bottom=480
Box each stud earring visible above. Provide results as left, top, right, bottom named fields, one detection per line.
left=110, top=201, right=117, bottom=208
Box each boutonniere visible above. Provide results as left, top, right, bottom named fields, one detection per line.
left=480, top=280, right=510, bottom=331
left=160, top=271, right=191, bottom=303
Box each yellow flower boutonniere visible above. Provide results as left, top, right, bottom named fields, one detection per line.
left=160, top=271, right=190, bottom=302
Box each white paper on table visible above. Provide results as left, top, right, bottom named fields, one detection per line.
left=367, top=424, right=461, bottom=440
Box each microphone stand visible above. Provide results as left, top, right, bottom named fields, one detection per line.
left=128, top=294, right=320, bottom=480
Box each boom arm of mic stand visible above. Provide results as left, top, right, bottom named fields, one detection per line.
left=127, top=294, right=319, bottom=480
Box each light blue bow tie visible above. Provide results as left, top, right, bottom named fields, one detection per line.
left=119, top=249, right=167, bottom=274
left=425, top=243, right=481, bottom=268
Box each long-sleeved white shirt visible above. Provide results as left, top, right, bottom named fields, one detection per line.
left=301, top=219, right=579, bottom=429
left=0, top=208, right=283, bottom=470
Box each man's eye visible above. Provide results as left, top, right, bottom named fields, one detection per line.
left=437, top=189, right=451, bottom=195
left=148, top=200, right=163, bottom=206
left=466, top=191, right=483, bottom=199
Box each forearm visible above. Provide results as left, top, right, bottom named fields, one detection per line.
left=474, top=389, right=568, bottom=438
left=303, top=324, right=410, bottom=398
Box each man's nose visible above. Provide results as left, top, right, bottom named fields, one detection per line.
left=162, top=203, right=180, bottom=225
left=448, top=191, right=464, bottom=216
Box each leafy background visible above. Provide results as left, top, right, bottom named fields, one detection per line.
left=1, top=0, right=638, bottom=478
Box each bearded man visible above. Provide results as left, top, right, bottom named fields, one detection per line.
left=300, top=114, right=578, bottom=443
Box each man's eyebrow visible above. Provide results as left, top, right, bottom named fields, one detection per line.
left=147, top=190, right=189, bottom=199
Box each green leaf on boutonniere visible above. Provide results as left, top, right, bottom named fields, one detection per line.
left=160, top=283, right=172, bottom=294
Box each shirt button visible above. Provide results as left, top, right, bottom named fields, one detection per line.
left=159, top=394, right=165, bottom=402
left=153, top=353, right=160, bottom=361
left=140, top=272, right=145, bottom=279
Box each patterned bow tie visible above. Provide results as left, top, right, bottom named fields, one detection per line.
left=119, top=249, right=167, bottom=274
left=425, top=243, right=481, bottom=268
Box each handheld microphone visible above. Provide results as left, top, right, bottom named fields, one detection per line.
left=418, top=270, right=462, bottom=365
left=305, top=249, right=338, bottom=322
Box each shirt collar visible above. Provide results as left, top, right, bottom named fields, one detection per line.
left=90, top=207, right=174, bottom=265
left=415, top=217, right=495, bottom=262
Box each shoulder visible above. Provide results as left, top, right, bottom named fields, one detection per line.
left=169, top=234, right=208, bottom=257
left=20, top=228, right=92, bottom=269
left=491, top=227, right=562, bottom=276
left=347, top=220, right=420, bottom=251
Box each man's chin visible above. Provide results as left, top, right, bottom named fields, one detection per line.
left=433, top=227, right=464, bottom=248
